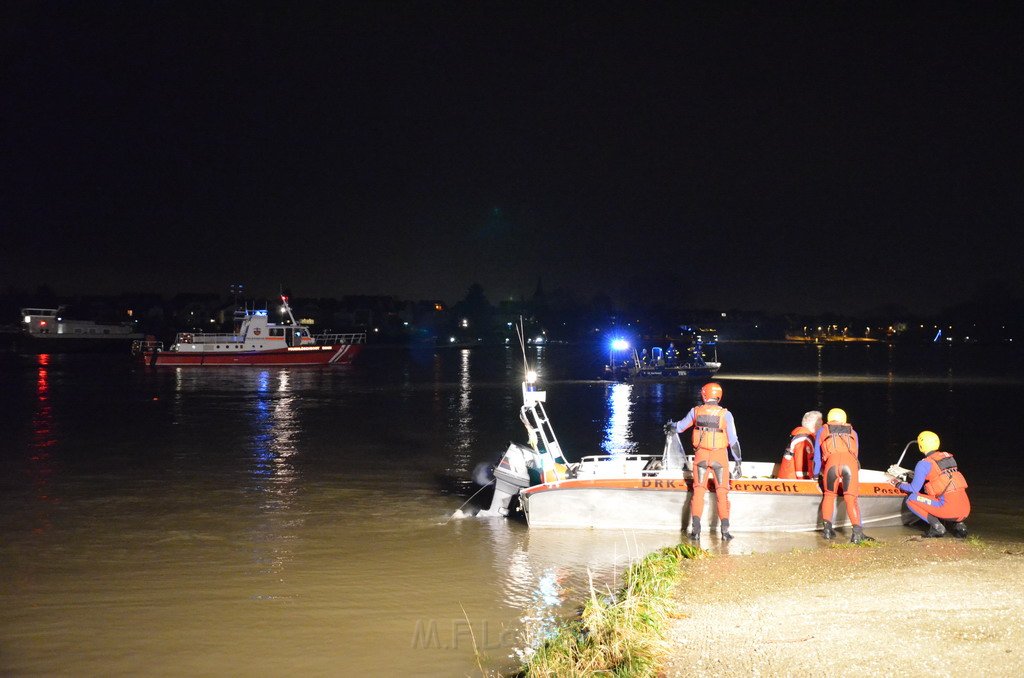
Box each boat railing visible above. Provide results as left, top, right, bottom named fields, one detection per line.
left=576, top=453, right=663, bottom=478
left=131, top=339, right=163, bottom=355
left=312, top=332, right=367, bottom=345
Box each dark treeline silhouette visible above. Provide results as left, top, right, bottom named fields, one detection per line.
left=2, top=281, right=1022, bottom=346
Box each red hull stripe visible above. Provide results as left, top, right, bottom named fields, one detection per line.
left=149, top=344, right=362, bottom=366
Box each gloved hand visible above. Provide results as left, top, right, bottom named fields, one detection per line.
left=731, top=463, right=742, bottom=479
left=663, top=420, right=677, bottom=434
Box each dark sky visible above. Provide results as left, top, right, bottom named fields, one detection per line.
left=2, top=2, right=1021, bottom=313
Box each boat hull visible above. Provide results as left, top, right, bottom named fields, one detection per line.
left=521, top=476, right=911, bottom=532
left=629, top=363, right=720, bottom=381
left=604, top=362, right=722, bottom=382
left=145, top=343, right=362, bottom=366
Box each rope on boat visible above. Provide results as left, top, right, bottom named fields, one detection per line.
left=445, top=479, right=496, bottom=524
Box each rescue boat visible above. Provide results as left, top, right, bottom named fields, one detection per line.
left=479, top=373, right=910, bottom=533
left=603, top=330, right=721, bottom=382
left=133, top=295, right=365, bottom=366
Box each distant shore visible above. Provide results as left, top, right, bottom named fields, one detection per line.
left=663, top=536, right=1024, bottom=676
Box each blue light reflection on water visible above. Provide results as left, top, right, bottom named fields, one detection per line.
left=244, top=369, right=301, bottom=578
left=251, top=369, right=274, bottom=479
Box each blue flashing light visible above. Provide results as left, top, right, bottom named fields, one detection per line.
left=255, top=310, right=268, bottom=317
left=611, top=338, right=630, bottom=352
left=933, top=329, right=942, bottom=343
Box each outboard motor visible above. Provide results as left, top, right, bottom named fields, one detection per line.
left=479, top=443, right=539, bottom=516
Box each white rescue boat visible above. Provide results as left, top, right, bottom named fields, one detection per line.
left=480, top=372, right=911, bottom=533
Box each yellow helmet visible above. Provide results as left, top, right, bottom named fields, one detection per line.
left=917, top=430, right=940, bottom=453
left=826, top=408, right=847, bottom=424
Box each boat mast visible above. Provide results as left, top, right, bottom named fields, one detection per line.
left=279, top=294, right=299, bottom=326
left=516, top=319, right=567, bottom=464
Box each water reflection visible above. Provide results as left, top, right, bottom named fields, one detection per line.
left=248, top=369, right=299, bottom=577
left=602, top=382, right=636, bottom=455
left=479, top=522, right=683, bottom=664
left=447, top=350, right=475, bottom=479
left=815, top=344, right=825, bottom=407
left=29, top=354, right=58, bottom=533
left=31, top=354, right=56, bottom=451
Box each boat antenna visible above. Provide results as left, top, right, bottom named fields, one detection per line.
left=516, top=316, right=530, bottom=375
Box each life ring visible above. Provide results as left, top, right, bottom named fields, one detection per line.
left=253, top=328, right=262, bottom=336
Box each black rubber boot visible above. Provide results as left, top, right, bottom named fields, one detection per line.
left=952, top=522, right=969, bottom=539
left=924, top=516, right=946, bottom=538
left=850, top=525, right=874, bottom=544
left=688, top=517, right=701, bottom=540
left=720, top=518, right=734, bottom=541
left=822, top=521, right=835, bottom=540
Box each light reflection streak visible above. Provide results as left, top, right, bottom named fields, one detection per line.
left=449, top=349, right=474, bottom=477
left=815, top=344, right=825, bottom=408
left=602, top=382, right=636, bottom=456
left=31, top=354, right=56, bottom=451
left=248, top=369, right=299, bottom=577
left=29, top=353, right=59, bottom=532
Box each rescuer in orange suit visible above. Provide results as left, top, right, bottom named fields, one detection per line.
left=812, top=408, right=872, bottom=543
left=893, top=431, right=970, bottom=538
left=778, top=410, right=822, bottom=479
left=670, top=382, right=742, bottom=541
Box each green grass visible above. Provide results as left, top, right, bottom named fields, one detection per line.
left=829, top=537, right=886, bottom=549
left=522, top=542, right=704, bottom=678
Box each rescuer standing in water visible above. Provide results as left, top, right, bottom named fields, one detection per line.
left=813, top=408, right=872, bottom=543
left=671, top=382, right=742, bottom=541
left=894, top=430, right=970, bottom=538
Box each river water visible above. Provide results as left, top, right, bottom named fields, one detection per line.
left=2, top=342, right=1022, bottom=675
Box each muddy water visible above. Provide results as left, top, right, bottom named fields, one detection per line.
left=1, top=343, right=1021, bottom=675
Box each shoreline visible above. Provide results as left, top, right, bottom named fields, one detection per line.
left=663, top=536, right=1024, bottom=676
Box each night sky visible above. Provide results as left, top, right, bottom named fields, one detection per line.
left=3, top=2, right=1021, bottom=314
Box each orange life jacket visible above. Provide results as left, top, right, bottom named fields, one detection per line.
left=922, top=451, right=967, bottom=496
left=819, top=422, right=858, bottom=465
left=788, top=426, right=814, bottom=478
left=692, top=404, right=729, bottom=454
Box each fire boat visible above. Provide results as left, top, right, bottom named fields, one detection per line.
left=133, top=295, right=365, bottom=366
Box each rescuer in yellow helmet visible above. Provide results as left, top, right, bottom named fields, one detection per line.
left=813, top=408, right=872, bottom=543
left=892, top=431, right=970, bottom=538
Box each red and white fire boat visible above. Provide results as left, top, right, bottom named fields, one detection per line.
left=133, top=296, right=365, bottom=366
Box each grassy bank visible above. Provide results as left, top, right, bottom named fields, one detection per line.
left=522, top=542, right=705, bottom=677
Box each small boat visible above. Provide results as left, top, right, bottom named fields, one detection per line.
left=602, top=329, right=721, bottom=382
left=18, top=307, right=144, bottom=353
left=480, top=372, right=909, bottom=533
left=133, top=295, right=365, bottom=366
